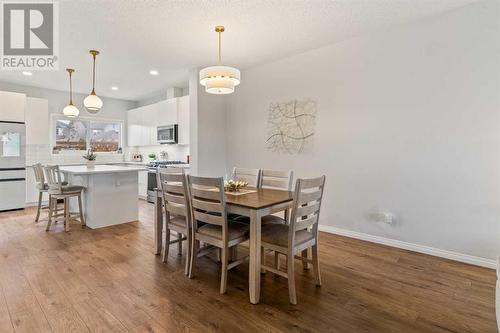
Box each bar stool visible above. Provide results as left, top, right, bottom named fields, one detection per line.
left=32, top=163, right=48, bottom=222
left=44, top=165, right=86, bottom=232
left=32, top=163, right=67, bottom=223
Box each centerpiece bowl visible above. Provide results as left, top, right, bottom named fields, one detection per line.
left=224, top=179, right=248, bottom=192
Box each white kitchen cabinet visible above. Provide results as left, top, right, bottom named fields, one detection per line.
left=177, top=95, right=189, bottom=145
left=127, top=124, right=141, bottom=146
left=25, top=97, right=49, bottom=205
left=138, top=170, right=148, bottom=199
left=127, top=96, right=189, bottom=147
left=128, top=107, right=152, bottom=146
left=129, top=125, right=152, bottom=147
left=0, top=91, right=26, bottom=122
left=128, top=105, right=156, bottom=146
left=156, top=99, right=178, bottom=126
left=25, top=97, right=49, bottom=145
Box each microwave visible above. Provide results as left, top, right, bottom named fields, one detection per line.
left=157, top=124, right=178, bottom=144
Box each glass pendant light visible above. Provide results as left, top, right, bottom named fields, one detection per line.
left=199, top=26, right=240, bottom=94
left=83, top=50, right=103, bottom=113
left=63, top=68, right=80, bottom=118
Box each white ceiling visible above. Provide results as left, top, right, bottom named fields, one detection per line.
left=0, top=0, right=478, bottom=101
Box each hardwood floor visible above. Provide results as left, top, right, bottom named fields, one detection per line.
left=0, top=200, right=496, bottom=332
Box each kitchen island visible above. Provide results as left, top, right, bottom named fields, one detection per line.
left=59, top=164, right=147, bottom=229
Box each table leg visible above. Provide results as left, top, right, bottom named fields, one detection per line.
left=154, top=194, right=163, bottom=255
left=249, top=209, right=262, bottom=304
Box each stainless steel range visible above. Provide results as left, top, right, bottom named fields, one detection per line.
left=146, top=161, right=188, bottom=203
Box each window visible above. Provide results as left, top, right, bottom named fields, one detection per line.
left=89, top=121, right=120, bottom=152
left=52, top=116, right=122, bottom=154
left=54, top=119, right=87, bottom=151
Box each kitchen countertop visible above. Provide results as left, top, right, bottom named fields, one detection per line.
left=59, top=164, right=148, bottom=175
left=26, top=161, right=189, bottom=169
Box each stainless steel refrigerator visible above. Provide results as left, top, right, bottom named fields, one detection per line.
left=0, top=121, right=26, bottom=211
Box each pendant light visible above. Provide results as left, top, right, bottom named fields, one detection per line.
left=83, top=50, right=103, bottom=113
left=62, top=68, right=80, bottom=118
left=199, top=26, right=240, bottom=94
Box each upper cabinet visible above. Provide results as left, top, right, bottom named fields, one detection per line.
left=127, top=108, right=151, bottom=146
left=0, top=91, right=26, bottom=123
left=127, top=96, right=189, bottom=147
left=156, top=99, right=178, bottom=126
left=25, top=97, right=49, bottom=145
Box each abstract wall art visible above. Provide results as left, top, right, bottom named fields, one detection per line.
left=266, top=98, right=317, bottom=154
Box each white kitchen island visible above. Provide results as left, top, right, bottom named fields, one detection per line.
left=59, top=165, right=147, bottom=229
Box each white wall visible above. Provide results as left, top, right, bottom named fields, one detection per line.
left=225, top=0, right=500, bottom=261
left=189, top=70, right=226, bottom=176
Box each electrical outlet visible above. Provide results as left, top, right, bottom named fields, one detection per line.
left=381, top=212, right=393, bottom=224
left=368, top=210, right=394, bottom=224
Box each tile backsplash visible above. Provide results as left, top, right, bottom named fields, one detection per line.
left=26, top=144, right=190, bottom=166
left=127, top=144, right=189, bottom=163
left=26, top=144, right=125, bottom=166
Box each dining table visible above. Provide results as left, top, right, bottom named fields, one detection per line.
left=153, top=187, right=294, bottom=304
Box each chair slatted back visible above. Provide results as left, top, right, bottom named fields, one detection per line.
left=289, top=176, right=326, bottom=242
left=259, top=169, right=293, bottom=191
left=32, top=163, right=45, bottom=188
left=44, top=165, right=63, bottom=195
left=232, top=167, right=261, bottom=187
left=158, top=168, right=190, bottom=228
left=187, top=175, right=228, bottom=237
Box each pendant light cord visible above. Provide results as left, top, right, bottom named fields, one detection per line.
left=92, top=53, right=96, bottom=94
left=218, top=30, right=222, bottom=63
left=68, top=70, right=73, bottom=105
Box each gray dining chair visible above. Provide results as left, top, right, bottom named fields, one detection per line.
left=158, top=167, right=191, bottom=275
left=260, top=175, right=326, bottom=304
left=227, top=167, right=262, bottom=221
left=232, top=167, right=261, bottom=187
left=259, top=169, right=293, bottom=224
left=235, top=168, right=294, bottom=225
left=187, top=175, right=250, bottom=294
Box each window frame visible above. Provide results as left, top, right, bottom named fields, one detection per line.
left=50, top=114, right=124, bottom=155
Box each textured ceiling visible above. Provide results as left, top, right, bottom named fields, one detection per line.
left=0, top=0, right=478, bottom=101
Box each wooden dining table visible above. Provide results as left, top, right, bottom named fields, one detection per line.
left=153, top=187, right=294, bottom=304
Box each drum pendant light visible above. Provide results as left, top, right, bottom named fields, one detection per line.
left=83, top=50, right=103, bottom=113
left=62, top=68, right=80, bottom=118
left=199, top=26, right=240, bottom=94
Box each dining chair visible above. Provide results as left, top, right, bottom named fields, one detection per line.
left=260, top=175, right=326, bottom=304
left=232, top=167, right=261, bottom=187
left=187, top=175, right=250, bottom=294
left=157, top=167, right=191, bottom=275
left=497, top=256, right=500, bottom=333
left=44, top=165, right=86, bottom=232
left=235, top=169, right=294, bottom=225
left=259, top=169, right=293, bottom=191
left=229, top=167, right=261, bottom=221
left=260, top=169, right=293, bottom=224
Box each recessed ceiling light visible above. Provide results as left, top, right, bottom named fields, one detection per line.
left=22, top=71, right=33, bottom=76
left=111, top=86, right=119, bottom=91
left=149, top=70, right=159, bottom=76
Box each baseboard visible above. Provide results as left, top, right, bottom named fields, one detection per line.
left=25, top=201, right=49, bottom=208
left=319, top=225, right=496, bottom=269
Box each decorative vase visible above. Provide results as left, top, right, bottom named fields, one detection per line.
left=86, top=160, right=95, bottom=169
